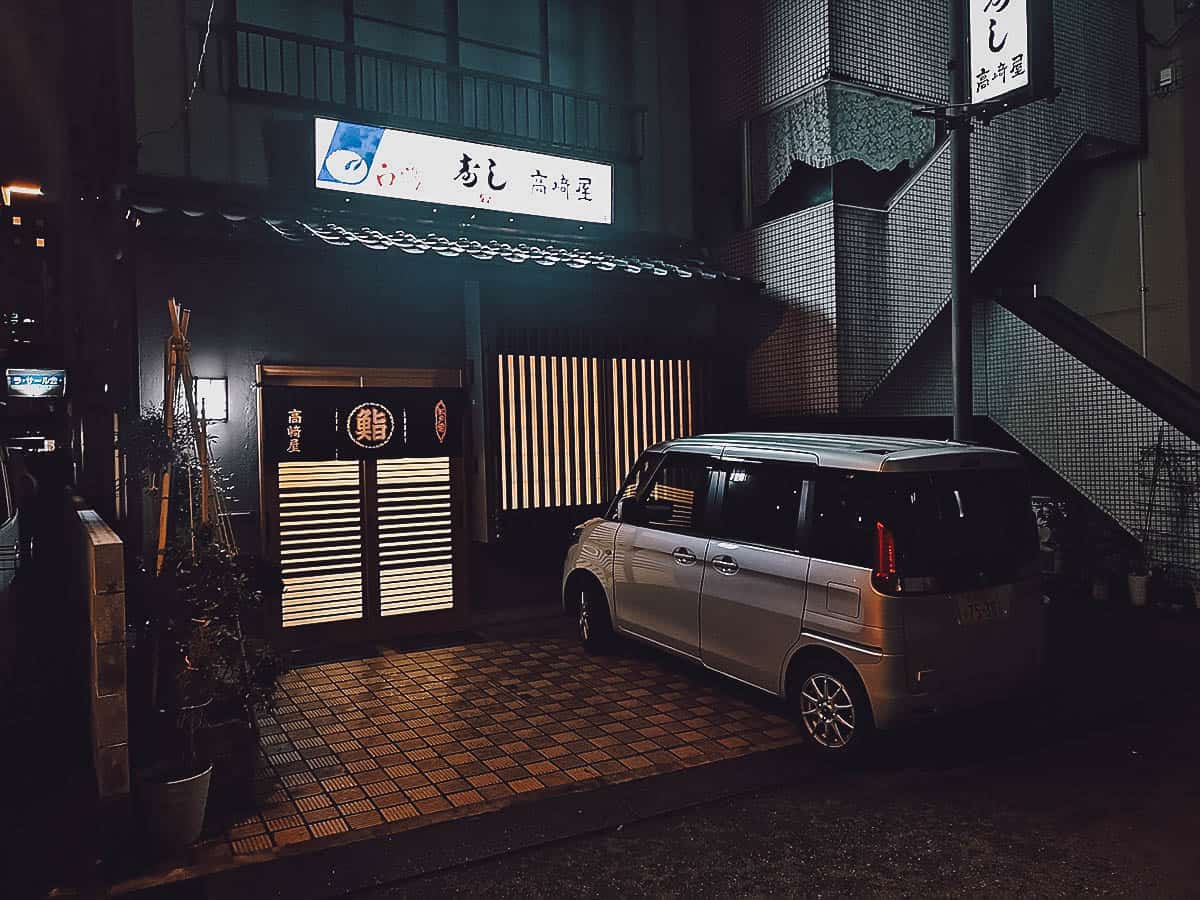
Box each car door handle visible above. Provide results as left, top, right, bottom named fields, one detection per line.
left=672, top=547, right=697, bottom=566
left=712, top=555, right=739, bottom=576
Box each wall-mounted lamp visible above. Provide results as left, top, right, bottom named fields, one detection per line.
left=1, top=184, right=44, bottom=206
left=194, top=376, right=228, bottom=422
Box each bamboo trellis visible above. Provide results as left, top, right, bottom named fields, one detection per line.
left=155, top=297, right=237, bottom=574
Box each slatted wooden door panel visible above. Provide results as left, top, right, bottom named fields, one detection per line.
left=496, top=353, right=695, bottom=512
left=277, top=460, right=365, bottom=628
left=377, top=457, right=454, bottom=616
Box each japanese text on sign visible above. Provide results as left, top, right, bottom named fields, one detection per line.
left=968, top=0, right=1030, bottom=104
left=315, top=118, right=613, bottom=224
left=285, top=408, right=302, bottom=455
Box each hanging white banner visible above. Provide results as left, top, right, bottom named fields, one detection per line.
left=314, top=117, right=613, bottom=225
left=968, top=0, right=1031, bottom=104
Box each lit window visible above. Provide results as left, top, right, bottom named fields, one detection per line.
left=11, top=216, right=21, bottom=226
left=35, top=237, right=45, bottom=248
left=194, top=377, right=228, bottom=422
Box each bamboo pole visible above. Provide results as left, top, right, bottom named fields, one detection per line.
left=156, top=298, right=189, bottom=574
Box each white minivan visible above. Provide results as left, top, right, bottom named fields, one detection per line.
left=562, top=433, right=1046, bottom=752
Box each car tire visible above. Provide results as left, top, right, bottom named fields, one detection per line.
left=577, top=583, right=614, bottom=653
left=790, top=658, right=875, bottom=754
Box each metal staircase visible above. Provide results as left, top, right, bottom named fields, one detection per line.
left=979, top=295, right=1200, bottom=580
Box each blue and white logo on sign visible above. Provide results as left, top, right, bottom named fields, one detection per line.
left=317, top=121, right=385, bottom=186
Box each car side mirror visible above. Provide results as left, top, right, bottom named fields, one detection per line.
left=617, top=498, right=643, bottom=524
left=619, top=497, right=674, bottom=525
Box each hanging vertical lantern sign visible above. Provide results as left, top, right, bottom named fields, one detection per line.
left=966, top=0, right=1055, bottom=109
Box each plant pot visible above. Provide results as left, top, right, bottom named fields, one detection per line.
left=138, top=764, right=213, bottom=852
left=1128, top=573, right=1150, bottom=608
left=202, top=718, right=258, bottom=813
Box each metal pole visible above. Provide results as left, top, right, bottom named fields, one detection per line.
left=950, top=0, right=973, bottom=442
left=1137, top=156, right=1149, bottom=358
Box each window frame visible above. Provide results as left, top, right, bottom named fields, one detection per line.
left=808, top=467, right=880, bottom=570
left=619, top=450, right=720, bottom=537
left=709, top=458, right=815, bottom=555
left=605, top=449, right=662, bottom=520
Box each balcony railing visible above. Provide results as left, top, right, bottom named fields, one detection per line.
left=195, top=23, right=645, bottom=162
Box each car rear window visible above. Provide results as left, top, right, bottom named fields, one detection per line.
left=813, top=467, right=1038, bottom=587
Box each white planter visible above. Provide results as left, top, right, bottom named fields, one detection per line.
left=1128, top=574, right=1150, bottom=608
left=139, top=764, right=213, bottom=852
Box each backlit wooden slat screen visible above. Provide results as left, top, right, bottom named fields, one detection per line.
left=278, top=460, right=364, bottom=627
left=377, top=457, right=454, bottom=616
left=498, top=354, right=694, bottom=510
left=611, top=358, right=693, bottom=493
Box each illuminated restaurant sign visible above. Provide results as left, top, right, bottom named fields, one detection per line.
left=967, top=0, right=1054, bottom=106
left=6, top=368, right=66, bottom=398
left=263, top=386, right=461, bottom=463
left=314, top=117, right=613, bottom=224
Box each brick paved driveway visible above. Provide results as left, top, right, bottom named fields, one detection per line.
left=191, top=633, right=803, bottom=868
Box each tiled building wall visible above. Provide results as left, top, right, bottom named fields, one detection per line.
left=720, top=204, right=838, bottom=417
left=864, top=308, right=953, bottom=417
left=829, top=0, right=948, bottom=103
left=837, top=148, right=954, bottom=409
left=709, top=0, right=830, bottom=124
left=842, top=0, right=1140, bottom=411
left=717, top=0, right=1143, bottom=447
left=979, top=301, right=1200, bottom=581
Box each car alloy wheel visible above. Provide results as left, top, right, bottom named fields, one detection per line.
left=799, top=672, right=857, bottom=750
left=578, top=590, right=591, bottom=642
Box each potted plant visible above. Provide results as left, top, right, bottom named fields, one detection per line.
left=123, top=405, right=285, bottom=838
left=180, top=534, right=283, bottom=811
left=136, top=593, right=215, bottom=853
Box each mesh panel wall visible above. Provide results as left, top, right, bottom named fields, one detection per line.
left=979, top=301, right=1200, bottom=581
left=721, top=203, right=838, bottom=417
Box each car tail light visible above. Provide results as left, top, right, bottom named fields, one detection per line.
left=873, top=520, right=899, bottom=593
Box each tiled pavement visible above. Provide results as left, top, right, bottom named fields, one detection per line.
left=190, top=634, right=803, bottom=868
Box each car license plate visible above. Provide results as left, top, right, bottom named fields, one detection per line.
left=957, top=595, right=1011, bottom=625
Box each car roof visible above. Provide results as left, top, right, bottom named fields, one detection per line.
left=648, top=432, right=1024, bottom=473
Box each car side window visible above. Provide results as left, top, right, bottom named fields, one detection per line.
left=639, top=452, right=713, bottom=532
left=715, top=460, right=809, bottom=551
left=607, top=452, right=661, bottom=519
left=811, top=469, right=878, bottom=567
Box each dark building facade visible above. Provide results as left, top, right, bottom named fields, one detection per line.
left=22, top=0, right=1200, bottom=644
left=116, top=0, right=757, bottom=647
left=690, top=0, right=1200, bottom=585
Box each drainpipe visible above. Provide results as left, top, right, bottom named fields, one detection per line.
left=1137, top=156, right=1149, bottom=358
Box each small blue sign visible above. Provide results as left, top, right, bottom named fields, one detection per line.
left=317, top=121, right=386, bottom=187
left=6, top=368, right=66, bottom=398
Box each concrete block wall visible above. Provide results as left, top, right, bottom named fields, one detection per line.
left=69, top=501, right=129, bottom=799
